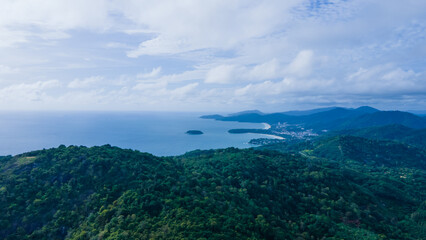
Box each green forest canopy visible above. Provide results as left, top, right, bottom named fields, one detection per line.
left=0, top=137, right=425, bottom=239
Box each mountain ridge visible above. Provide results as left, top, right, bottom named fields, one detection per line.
left=0, top=144, right=425, bottom=239
left=201, top=106, right=426, bottom=131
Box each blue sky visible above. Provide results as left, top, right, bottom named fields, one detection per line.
left=0, top=0, right=425, bottom=112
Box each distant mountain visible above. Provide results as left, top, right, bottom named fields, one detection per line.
left=281, top=107, right=338, bottom=116
left=228, top=110, right=264, bottom=116
left=200, top=107, right=365, bottom=124
left=407, top=110, right=426, bottom=116
left=200, top=114, right=224, bottom=120
left=336, top=111, right=426, bottom=130
left=330, top=124, right=426, bottom=147
left=201, top=112, right=297, bottom=123
left=202, top=106, right=426, bottom=132
left=201, top=110, right=264, bottom=120
left=353, top=106, right=380, bottom=114
left=302, top=106, right=379, bottom=129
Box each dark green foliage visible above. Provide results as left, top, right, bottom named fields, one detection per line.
left=228, top=128, right=270, bottom=134
left=186, top=130, right=204, bottom=135
left=1, top=143, right=425, bottom=239
left=338, top=111, right=426, bottom=129
left=249, top=138, right=285, bottom=145
left=329, top=124, right=426, bottom=148
left=309, top=136, right=426, bottom=169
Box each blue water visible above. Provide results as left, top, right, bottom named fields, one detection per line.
left=0, top=112, right=269, bottom=156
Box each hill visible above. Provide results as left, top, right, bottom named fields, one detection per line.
left=260, top=135, right=426, bottom=168
left=309, top=136, right=426, bottom=169
left=202, top=107, right=426, bottom=132
left=329, top=124, right=426, bottom=148
left=335, top=111, right=426, bottom=130
left=280, top=107, right=338, bottom=116
left=228, top=110, right=264, bottom=116
left=0, top=144, right=425, bottom=239
left=301, top=106, right=379, bottom=130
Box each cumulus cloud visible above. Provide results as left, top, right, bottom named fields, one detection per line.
left=0, top=0, right=110, bottom=47
left=121, top=0, right=300, bottom=57
left=68, top=76, right=103, bottom=89
left=137, top=67, right=162, bottom=79
left=0, top=65, right=18, bottom=74
left=133, top=81, right=167, bottom=91
left=170, top=82, right=199, bottom=98
left=0, top=0, right=426, bottom=111
left=345, top=65, right=423, bottom=94
left=285, top=50, right=314, bottom=77
left=0, top=0, right=110, bottom=30
left=205, top=65, right=236, bottom=84
left=0, top=80, right=60, bottom=104
left=246, top=59, right=281, bottom=81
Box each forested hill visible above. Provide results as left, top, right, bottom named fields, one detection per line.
left=1, top=144, right=425, bottom=239
left=329, top=124, right=426, bottom=148
left=201, top=106, right=426, bottom=130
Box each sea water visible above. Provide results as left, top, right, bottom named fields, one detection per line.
left=0, top=111, right=270, bottom=156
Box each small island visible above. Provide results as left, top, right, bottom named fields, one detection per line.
left=186, top=130, right=204, bottom=135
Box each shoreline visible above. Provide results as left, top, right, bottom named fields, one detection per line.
left=262, top=123, right=271, bottom=130
left=249, top=133, right=285, bottom=140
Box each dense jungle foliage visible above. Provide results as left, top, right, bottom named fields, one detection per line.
left=0, top=138, right=425, bottom=239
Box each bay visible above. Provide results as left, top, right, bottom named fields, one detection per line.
left=0, top=111, right=270, bottom=156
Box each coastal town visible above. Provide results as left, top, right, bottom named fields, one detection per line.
left=229, top=122, right=320, bottom=145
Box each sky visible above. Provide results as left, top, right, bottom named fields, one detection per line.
left=0, top=0, right=425, bottom=112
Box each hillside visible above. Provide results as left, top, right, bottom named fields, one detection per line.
left=335, top=111, right=426, bottom=130
left=259, top=135, right=426, bottom=168
left=329, top=124, right=426, bottom=148
left=1, top=144, right=425, bottom=239
left=280, top=107, right=338, bottom=116
left=201, top=107, right=426, bottom=132
left=309, top=136, right=426, bottom=169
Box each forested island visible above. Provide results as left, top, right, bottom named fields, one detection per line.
left=1, top=133, right=425, bottom=239
left=186, top=130, right=204, bottom=135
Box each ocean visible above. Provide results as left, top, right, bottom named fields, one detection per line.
left=0, top=111, right=270, bottom=156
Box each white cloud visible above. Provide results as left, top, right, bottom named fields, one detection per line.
left=205, top=65, right=236, bottom=84
left=0, top=28, right=29, bottom=47
left=0, top=0, right=110, bottom=30
left=153, top=69, right=205, bottom=84
left=121, top=0, right=300, bottom=57
left=0, top=80, right=60, bottom=104
left=68, top=76, right=103, bottom=89
left=137, top=67, right=162, bottom=79
left=127, top=36, right=193, bottom=57
left=133, top=81, right=167, bottom=91
left=0, top=0, right=425, bottom=111
left=246, top=59, right=281, bottom=81
left=0, top=0, right=110, bottom=47
left=234, top=77, right=335, bottom=97
left=0, top=65, right=18, bottom=74
left=345, top=65, right=423, bottom=94
left=170, top=82, right=199, bottom=98
left=105, top=42, right=132, bottom=49
left=285, top=50, right=314, bottom=77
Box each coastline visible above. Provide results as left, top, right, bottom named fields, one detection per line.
left=250, top=133, right=285, bottom=140
left=262, top=123, right=271, bottom=130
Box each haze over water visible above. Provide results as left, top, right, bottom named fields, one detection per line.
left=0, top=112, right=268, bottom=156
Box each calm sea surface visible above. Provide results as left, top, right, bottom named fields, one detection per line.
left=0, top=112, right=270, bottom=156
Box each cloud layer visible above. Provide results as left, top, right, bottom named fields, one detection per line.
left=0, top=0, right=425, bottom=111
